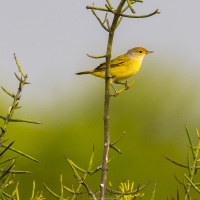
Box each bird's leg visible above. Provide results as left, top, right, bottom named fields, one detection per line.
left=114, top=80, right=126, bottom=86
left=110, top=83, right=119, bottom=97
left=114, top=80, right=130, bottom=90
left=125, top=80, right=130, bottom=90
left=110, top=80, right=135, bottom=97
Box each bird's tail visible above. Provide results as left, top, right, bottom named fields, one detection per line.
left=76, top=70, right=93, bottom=75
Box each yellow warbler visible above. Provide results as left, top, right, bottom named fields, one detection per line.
left=76, top=47, right=153, bottom=94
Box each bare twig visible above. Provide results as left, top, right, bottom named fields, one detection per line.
left=110, top=132, right=125, bottom=154
left=106, top=0, right=114, bottom=10
left=91, top=9, right=109, bottom=32
left=14, top=53, right=26, bottom=78
left=109, top=144, right=122, bottom=154
left=87, top=5, right=160, bottom=19
left=102, top=13, right=108, bottom=24
left=122, top=0, right=143, bottom=13
left=174, top=174, right=184, bottom=186
left=90, top=166, right=102, bottom=175
left=86, top=6, right=109, bottom=12
left=163, top=155, right=188, bottom=168
left=126, top=0, right=136, bottom=13
left=78, top=179, right=97, bottom=200
left=86, top=54, right=106, bottom=59
left=111, top=132, right=125, bottom=146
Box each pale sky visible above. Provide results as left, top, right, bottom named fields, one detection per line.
left=0, top=1, right=200, bottom=104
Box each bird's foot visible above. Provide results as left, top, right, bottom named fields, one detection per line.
left=125, top=84, right=130, bottom=90
left=125, top=80, right=130, bottom=90
left=111, top=91, right=119, bottom=97
left=110, top=81, right=135, bottom=97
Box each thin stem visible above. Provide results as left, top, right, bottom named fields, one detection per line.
left=87, top=5, right=160, bottom=19
left=0, top=66, right=28, bottom=140
left=103, top=13, right=108, bottom=24
left=126, top=0, right=136, bottom=13
left=106, top=0, right=114, bottom=10
left=91, top=9, right=109, bottom=32
left=106, top=19, right=111, bottom=30
left=100, top=1, right=127, bottom=199
left=86, top=6, right=109, bottom=12
left=86, top=54, right=106, bottom=59
left=122, top=0, right=143, bottom=13
left=70, top=149, right=95, bottom=199
left=106, top=4, right=159, bottom=18
left=116, top=16, right=124, bottom=28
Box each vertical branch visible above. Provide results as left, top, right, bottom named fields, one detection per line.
left=0, top=54, right=28, bottom=140
left=100, top=1, right=126, bottom=199
left=86, top=1, right=159, bottom=199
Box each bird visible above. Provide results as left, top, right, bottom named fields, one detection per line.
left=76, top=47, right=153, bottom=95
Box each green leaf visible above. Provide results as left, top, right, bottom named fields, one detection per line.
left=1, top=86, right=14, bottom=98
left=8, top=118, right=42, bottom=124
left=185, top=125, right=196, bottom=160
left=184, top=174, right=200, bottom=194
left=2, top=144, right=39, bottom=163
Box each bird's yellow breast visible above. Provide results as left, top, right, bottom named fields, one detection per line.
left=110, top=59, right=141, bottom=81
left=91, top=59, right=141, bottom=81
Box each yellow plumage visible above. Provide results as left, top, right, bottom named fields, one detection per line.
left=76, top=47, right=153, bottom=94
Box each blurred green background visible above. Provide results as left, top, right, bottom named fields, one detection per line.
left=1, top=0, right=200, bottom=199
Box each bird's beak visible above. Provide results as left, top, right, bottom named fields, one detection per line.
left=147, top=50, right=154, bottom=54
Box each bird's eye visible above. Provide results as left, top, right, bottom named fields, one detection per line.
left=139, top=50, right=143, bottom=53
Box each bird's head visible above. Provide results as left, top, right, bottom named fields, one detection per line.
left=127, top=47, right=153, bottom=62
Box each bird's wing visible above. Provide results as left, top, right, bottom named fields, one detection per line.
left=94, top=54, right=130, bottom=71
